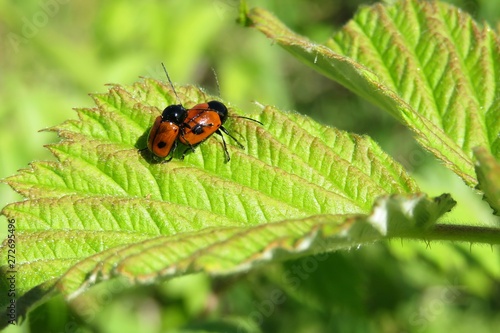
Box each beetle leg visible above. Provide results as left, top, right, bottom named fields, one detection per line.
left=180, top=146, right=197, bottom=160
left=219, top=126, right=245, bottom=149
left=216, top=129, right=231, bottom=162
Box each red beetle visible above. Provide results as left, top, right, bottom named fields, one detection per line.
left=146, top=104, right=187, bottom=161
left=143, top=63, right=187, bottom=161
left=179, top=100, right=261, bottom=162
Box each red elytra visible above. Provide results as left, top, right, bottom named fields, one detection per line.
left=147, top=104, right=187, bottom=160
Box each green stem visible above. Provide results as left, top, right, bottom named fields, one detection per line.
left=395, top=224, right=500, bottom=245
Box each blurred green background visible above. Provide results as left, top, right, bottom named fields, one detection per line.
left=1, top=0, right=499, bottom=332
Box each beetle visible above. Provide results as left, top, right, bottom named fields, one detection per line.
left=147, top=104, right=187, bottom=161
left=143, top=63, right=186, bottom=161
left=179, top=100, right=261, bottom=162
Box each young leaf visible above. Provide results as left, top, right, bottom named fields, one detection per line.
left=1, top=78, right=452, bottom=324
left=243, top=0, right=500, bottom=188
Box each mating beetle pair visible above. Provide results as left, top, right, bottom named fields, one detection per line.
left=145, top=64, right=260, bottom=162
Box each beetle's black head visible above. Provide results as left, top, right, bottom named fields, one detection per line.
left=207, top=101, right=228, bottom=124
left=162, top=104, right=187, bottom=124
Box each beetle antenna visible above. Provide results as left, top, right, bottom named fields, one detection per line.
left=231, top=115, right=263, bottom=125
left=161, top=62, right=181, bottom=104
left=211, top=67, right=221, bottom=98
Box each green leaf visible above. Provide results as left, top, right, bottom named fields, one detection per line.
left=243, top=0, right=500, bottom=188
left=474, top=147, right=500, bottom=216
left=1, top=78, right=454, bottom=323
